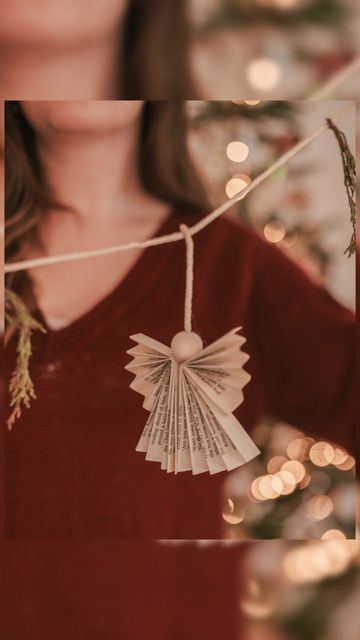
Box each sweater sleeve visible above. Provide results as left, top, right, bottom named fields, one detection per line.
left=250, top=235, right=355, bottom=454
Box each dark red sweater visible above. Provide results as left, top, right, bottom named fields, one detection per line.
left=1, top=541, right=246, bottom=640
left=4, top=210, right=355, bottom=540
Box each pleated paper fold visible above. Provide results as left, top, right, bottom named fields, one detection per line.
left=125, top=328, right=260, bottom=475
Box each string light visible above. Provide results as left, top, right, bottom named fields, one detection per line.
left=226, top=141, right=250, bottom=162
left=275, top=469, right=296, bottom=495
left=321, top=529, right=346, bottom=540
left=281, top=460, right=306, bottom=483
left=223, top=422, right=354, bottom=540
left=298, top=473, right=311, bottom=489
left=251, top=476, right=267, bottom=501
left=287, top=437, right=315, bottom=461
left=231, top=100, right=261, bottom=106
left=267, top=455, right=287, bottom=473
left=279, top=230, right=299, bottom=249
left=246, top=58, right=282, bottom=91
left=309, top=441, right=334, bottom=467
left=331, top=447, right=349, bottom=466
left=307, top=495, right=334, bottom=521
left=335, top=456, right=355, bottom=471
left=272, top=0, right=298, bottom=8
left=264, top=221, right=286, bottom=243
left=257, top=0, right=298, bottom=7
left=283, top=539, right=358, bottom=584
left=222, top=498, right=245, bottom=524
left=241, top=580, right=274, bottom=620
left=259, top=474, right=283, bottom=499
left=225, top=174, right=251, bottom=198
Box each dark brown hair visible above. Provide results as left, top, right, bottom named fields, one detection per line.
left=5, top=101, right=209, bottom=294
left=121, top=0, right=196, bottom=98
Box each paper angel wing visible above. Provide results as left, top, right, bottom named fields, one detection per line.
left=125, top=328, right=260, bottom=475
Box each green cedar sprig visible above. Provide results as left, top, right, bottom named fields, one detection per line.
left=326, top=118, right=356, bottom=257
left=5, top=288, right=47, bottom=430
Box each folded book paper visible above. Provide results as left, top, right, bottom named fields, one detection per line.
left=125, top=327, right=260, bottom=475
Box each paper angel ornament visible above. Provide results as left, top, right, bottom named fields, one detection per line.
left=125, top=224, right=260, bottom=475
left=126, top=327, right=260, bottom=475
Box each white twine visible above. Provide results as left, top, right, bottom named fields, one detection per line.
left=179, top=224, right=194, bottom=333
left=4, top=101, right=354, bottom=274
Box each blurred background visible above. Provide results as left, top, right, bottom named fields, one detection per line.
left=189, top=0, right=360, bottom=99
left=240, top=537, right=360, bottom=639
left=189, top=100, right=355, bottom=308
left=187, top=100, right=356, bottom=541
left=186, top=98, right=358, bottom=637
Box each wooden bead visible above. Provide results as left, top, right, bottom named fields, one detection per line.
left=171, top=331, right=203, bottom=362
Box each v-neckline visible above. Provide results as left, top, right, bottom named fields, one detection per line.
left=32, top=208, right=182, bottom=348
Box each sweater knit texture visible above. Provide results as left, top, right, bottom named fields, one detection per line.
left=4, top=210, right=355, bottom=540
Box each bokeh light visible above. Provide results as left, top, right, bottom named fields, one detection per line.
left=307, top=495, right=334, bottom=521
left=321, top=529, right=347, bottom=540
left=246, top=58, right=282, bottom=91
left=222, top=498, right=245, bottom=525
left=225, top=174, right=251, bottom=198
left=264, top=221, right=286, bottom=243
left=275, top=469, right=297, bottom=495
left=281, top=460, right=306, bottom=483
left=282, top=539, right=358, bottom=584
left=241, top=580, right=274, bottom=619
left=309, top=441, right=334, bottom=467
left=267, top=455, right=288, bottom=474
left=259, top=474, right=283, bottom=499
left=226, top=141, right=250, bottom=162
left=287, top=437, right=315, bottom=461
left=335, top=456, right=355, bottom=471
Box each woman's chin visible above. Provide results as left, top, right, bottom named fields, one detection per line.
left=20, top=100, right=144, bottom=135
left=0, top=2, right=127, bottom=48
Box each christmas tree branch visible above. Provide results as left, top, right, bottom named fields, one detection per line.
left=5, top=289, right=47, bottom=430
left=326, top=118, right=356, bottom=257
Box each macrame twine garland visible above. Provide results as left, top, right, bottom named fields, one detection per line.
left=126, top=222, right=260, bottom=475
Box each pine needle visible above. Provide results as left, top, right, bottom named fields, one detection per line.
left=326, top=118, right=356, bottom=257
left=5, top=288, right=47, bottom=430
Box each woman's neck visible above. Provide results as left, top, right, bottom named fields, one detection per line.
left=39, top=127, right=136, bottom=218
left=0, top=37, right=120, bottom=100
left=24, top=123, right=170, bottom=326
left=35, top=121, right=169, bottom=234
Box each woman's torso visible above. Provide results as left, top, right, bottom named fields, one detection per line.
left=5, top=208, right=355, bottom=539
left=4, top=211, right=267, bottom=539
